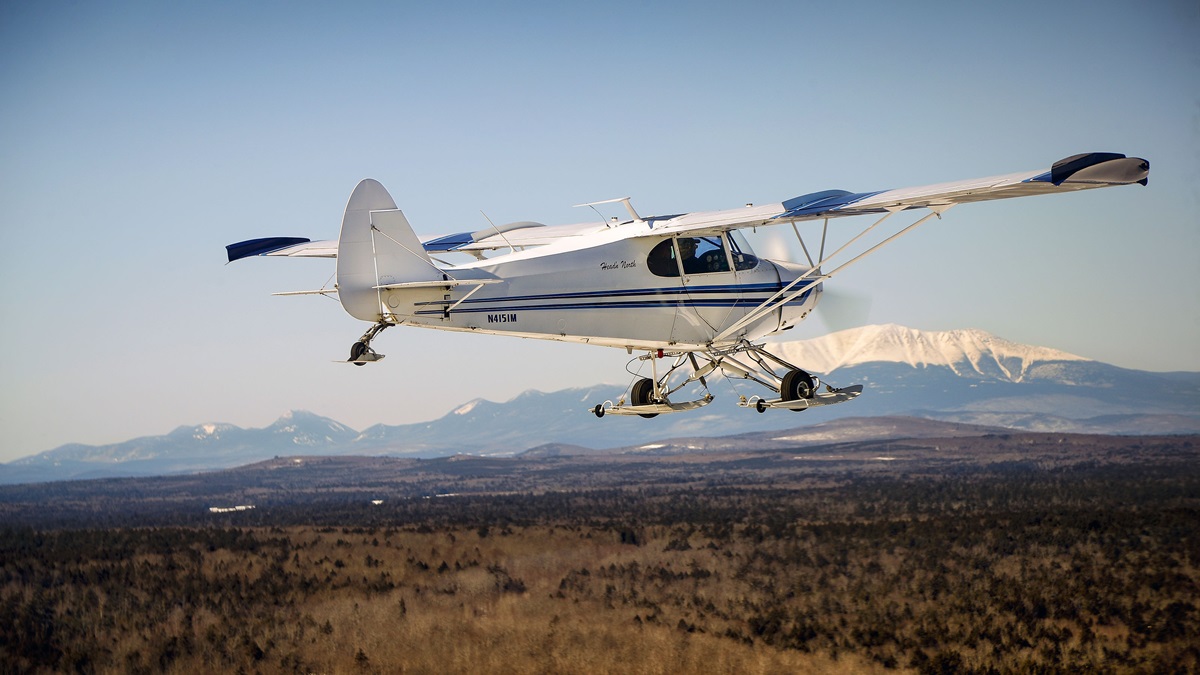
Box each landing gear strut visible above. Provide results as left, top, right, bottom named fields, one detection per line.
left=348, top=322, right=390, bottom=365
left=589, top=342, right=862, bottom=417
left=589, top=351, right=715, bottom=417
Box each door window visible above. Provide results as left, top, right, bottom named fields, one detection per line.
left=647, top=239, right=680, bottom=277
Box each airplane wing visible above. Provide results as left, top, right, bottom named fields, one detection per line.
left=227, top=152, right=1147, bottom=262
left=648, top=152, right=1149, bottom=236
left=226, top=237, right=336, bottom=262
left=423, top=221, right=604, bottom=253
left=228, top=222, right=604, bottom=262
left=775, top=152, right=1148, bottom=220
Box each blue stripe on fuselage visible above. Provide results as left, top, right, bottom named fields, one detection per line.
left=410, top=282, right=815, bottom=316
left=439, top=281, right=791, bottom=306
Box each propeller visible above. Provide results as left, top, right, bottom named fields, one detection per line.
left=814, top=286, right=873, bottom=333
left=750, top=227, right=873, bottom=333
left=755, top=227, right=793, bottom=263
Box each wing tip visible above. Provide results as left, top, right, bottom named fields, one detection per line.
left=1047, top=152, right=1149, bottom=187
left=225, top=237, right=312, bottom=263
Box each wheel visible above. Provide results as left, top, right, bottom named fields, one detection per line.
left=755, top=399, right=767, bottom=413
left=593, top=404, right=605, bottom=418
left=349, top=341, right=367, bottom=366
left=631, top=378, right=659, bottom=419
left=780, top=369, right=815, bottom=412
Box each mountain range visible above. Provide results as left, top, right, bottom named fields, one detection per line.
left=4, top=324, right=1197, bottom=484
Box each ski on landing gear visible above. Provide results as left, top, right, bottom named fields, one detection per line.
left=590, top=342, right=862, bottom=417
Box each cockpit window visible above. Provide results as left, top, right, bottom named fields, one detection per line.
left=647, top=239, right=679, bottom=277
left=678, top=236, right=730, bottom=274
left=728, top=231, right=759, bottom=271
left=648, top=234, right=755, bottom=277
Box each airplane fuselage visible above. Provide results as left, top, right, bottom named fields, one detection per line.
left=370, top=231, right=820, bottom=351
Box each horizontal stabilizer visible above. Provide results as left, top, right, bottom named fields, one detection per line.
left=372, top=278, right=501, bottom=291
left=271, top=288, right=337, bottom=297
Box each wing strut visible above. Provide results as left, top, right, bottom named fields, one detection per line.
left=714, top=205, right=954, bottom=342
left=794, top=221, right=815, bottom=267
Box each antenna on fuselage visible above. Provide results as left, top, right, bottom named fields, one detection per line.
left=480, top=211, right=517, bottom=255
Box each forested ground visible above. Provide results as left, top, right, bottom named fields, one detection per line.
left=1, top=439, right=1197, bottom=673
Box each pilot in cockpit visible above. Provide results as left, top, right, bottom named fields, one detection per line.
left=677, top=238, right=698, bottom=268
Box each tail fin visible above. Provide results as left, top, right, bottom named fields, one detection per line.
left=336, top=179, right=442, bottom=322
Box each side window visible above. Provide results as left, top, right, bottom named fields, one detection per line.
left=728, top=231, right=759, bottom=271
left=678, top=236, right=730, bottom=275
left=647, top=239, right=679, bottom=277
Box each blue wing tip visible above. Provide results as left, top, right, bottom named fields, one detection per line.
left=1028, top=152, right=1149, bottom=187
left=225, top=237, right=312, bottom=263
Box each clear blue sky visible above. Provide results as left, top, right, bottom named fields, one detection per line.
left=2, top=1, right=1197, bottom=461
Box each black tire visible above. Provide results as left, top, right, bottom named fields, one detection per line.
left=780, top=369, right=815, bottom=412
left=631, top=378, right=659, bottom=419
left=350, top=341, right=367, bottom=366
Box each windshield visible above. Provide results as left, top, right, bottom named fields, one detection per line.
left=728, top=231, right=758, bottom=271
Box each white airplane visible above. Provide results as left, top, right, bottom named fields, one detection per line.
left=227, top=152, right=1148, bottom=418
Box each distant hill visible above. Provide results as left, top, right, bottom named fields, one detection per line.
left=2, top=411, right=357, bottom=484
left=5, top=325, right=1197, bottom=484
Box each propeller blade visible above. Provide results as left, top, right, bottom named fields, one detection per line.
left=756, top=228, right=793, bottom=262
left=815, top=287, right=873, bottom=333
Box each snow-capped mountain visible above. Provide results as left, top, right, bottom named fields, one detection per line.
left=4, top=325, right=1197, bottom=484
left=267, top=410, right=357, bottom=446
left=775, top=324, right=1087, bottom=380
left=5, top=411, right=357, bottom=482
